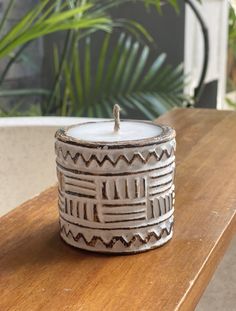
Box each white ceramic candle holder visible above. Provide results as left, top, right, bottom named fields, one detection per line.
left=55, top=120, right=176, bottom=254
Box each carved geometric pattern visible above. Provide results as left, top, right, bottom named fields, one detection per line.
left=63, top=199, right=100, bottom=222
left=55, top=129, right=176, bottom=253
left=101, top=176, right=146, bottom=200
left=56, top=145, right=175, bottom=167
left=148, top=192, right=174, bottom=219
left=60, top=220, right=174, bottom=249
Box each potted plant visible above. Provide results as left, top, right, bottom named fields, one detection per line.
left=0, top=0, right=185, bottom=118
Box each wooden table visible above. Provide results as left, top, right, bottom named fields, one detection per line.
left=1, top=108, right=236, bottom=311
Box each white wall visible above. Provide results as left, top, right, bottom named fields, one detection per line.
left=184, top=0, right=229, bottom=109
left=0, top=117, right=106, bottom=216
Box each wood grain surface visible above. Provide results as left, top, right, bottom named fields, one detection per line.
left=1, top=108, right=236, bottom=311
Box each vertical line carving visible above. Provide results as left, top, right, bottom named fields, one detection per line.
left=107, top=180, right=115, bottom=200
left=76, top=202, right=80, bottom=218
left=93, top=204, right=100, bottom=222
left=134, top=178, right=139, bottom=198
left=102, top=182, right=108, bottom=199
left=114, top=181, right=119, bottom=200
left=83, top=203, right=87, bottom=220
left=65, top=198, right=68, bottom=214
left=70, top=200, right=73, bottom=216
left=125, top=179, right=129, bottom=199
left=157, top=199, right=161, bottom=216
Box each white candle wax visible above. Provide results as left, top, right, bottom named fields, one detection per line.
left=67, top=121, right=163, bottom=142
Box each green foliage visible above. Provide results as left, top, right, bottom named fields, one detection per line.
left=227, top=7, right=236, bottom=93
left=0, top=0, right=183, bottom=118
left=0, top=1, right=113, bottom=60
left=226, top=97, right=236, bottom=109
left=0, top=0, right=114, bottom=115
left=0, top=102, right=41, bottom=117
left=229, top=7, right=236, bottom=58
left=50, top=33, right=185, bottom=118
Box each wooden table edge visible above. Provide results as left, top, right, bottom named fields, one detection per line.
left=1, top=108, right=236, bottom=311
left=177, top=207, right=236, bottom=311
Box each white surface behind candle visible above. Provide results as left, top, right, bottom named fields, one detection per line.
left=67, top=121, right=163, bottom=142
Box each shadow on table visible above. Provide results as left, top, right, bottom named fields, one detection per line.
left=0, top=219, right=141, bottom=274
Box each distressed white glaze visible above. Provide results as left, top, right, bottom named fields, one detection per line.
left=55, top=121, right=176, bottom=254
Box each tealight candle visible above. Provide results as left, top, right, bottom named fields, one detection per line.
left=55, top=105, right=176, bottom=254
left=67, top=120, right=163, bottom=142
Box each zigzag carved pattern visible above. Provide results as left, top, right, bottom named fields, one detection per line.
left=56, top=146, right=175, bottom=167
left=60, top=222, right=173, bottom=248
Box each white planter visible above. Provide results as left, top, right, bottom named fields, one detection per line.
left=55, top=121, right=176, bottom=254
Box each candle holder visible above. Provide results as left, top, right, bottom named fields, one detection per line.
left=55, top=120, right=176, bottom=254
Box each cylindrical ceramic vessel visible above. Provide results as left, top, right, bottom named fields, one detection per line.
left=55, top=121, right=176, bottom=254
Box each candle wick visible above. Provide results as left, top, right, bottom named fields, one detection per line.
left=113, top=104, right=121, bottom=132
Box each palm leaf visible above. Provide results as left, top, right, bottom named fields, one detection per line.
left=0, top=1, right=113, bottom=59
left=73, top=44, right=84, bottom=111
left=0, top=89, right=50, bottom=97
left=84, top=37, right=92, bottom=114
left=59, top=33, right=185, bottom=119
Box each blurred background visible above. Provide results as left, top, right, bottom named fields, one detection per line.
left=0, top=0, right=235, bottom=119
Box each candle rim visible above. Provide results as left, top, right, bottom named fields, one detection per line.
left=55, top=119, right=175, bottom=148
